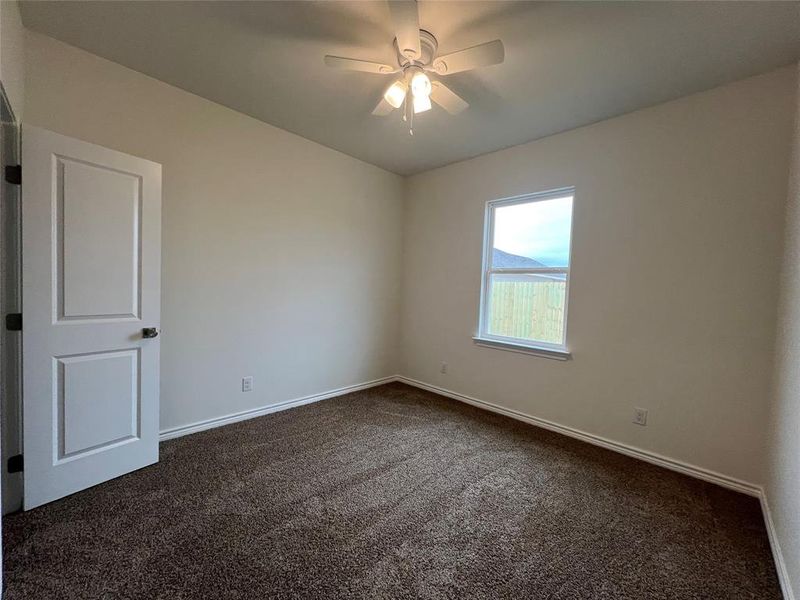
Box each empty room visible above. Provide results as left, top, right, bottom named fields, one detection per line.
left=0, top=0, right=799, bottom=598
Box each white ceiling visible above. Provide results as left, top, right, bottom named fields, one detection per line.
left=20, top=1, right=800, bottom=176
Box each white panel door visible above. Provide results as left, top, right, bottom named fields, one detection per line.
left=22, top=125, right=161, bottom=509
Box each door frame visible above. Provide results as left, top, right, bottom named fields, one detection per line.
left=0, top=82, right=22, bottom=516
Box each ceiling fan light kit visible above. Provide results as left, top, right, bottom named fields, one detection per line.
left=324, top=0, right=505, bottom=135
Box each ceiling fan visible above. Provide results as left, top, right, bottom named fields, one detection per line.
left=324, top=0, right=505, bottom=134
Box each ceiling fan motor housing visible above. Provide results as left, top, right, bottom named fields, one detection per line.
left=395, top=30, right=438, bottom=70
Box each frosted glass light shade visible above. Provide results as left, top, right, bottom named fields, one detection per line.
left=383, top=81, right=407, bottom=109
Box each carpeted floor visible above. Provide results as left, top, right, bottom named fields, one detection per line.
left=3, top=382, right=781, bottom=599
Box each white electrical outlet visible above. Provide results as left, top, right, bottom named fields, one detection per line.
left=242, top=376, right=254, bottom=393
left=633, top=407, right=648, bottom=426
left=440, top=362, right=448, bottom=374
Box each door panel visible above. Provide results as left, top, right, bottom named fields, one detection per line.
left=59, top=158, right=141, bottom=320
left=58, top=349, right=139, bottom=459
left=22, top=125, right=161, bottom=509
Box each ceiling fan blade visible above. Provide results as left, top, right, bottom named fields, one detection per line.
left=388, top=0, right=421, bottom=61
left=430, top=81, right=469, bottom=115
left=372, top=97, right=395, bottom=116
left=432, top=40, right=505, bottom=75
left=324, top=55, right=396, bottom=74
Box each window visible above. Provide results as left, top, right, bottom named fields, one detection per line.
left=476, top=188, right=574, bottom=358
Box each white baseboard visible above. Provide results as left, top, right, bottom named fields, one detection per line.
left=158, top=376, right=397, bottom=441
left=759, top=491, right=796, bottom=600
left=395, top=375, right=761, bottom=497
left=159, top=372, right=756, bottom=496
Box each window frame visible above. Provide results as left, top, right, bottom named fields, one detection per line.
left=475, top=187, right=575, bottom=359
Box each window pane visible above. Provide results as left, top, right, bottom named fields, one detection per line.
left=487, top=272, right=567, bottom=345
left=492, top=196, right=573, bottom=268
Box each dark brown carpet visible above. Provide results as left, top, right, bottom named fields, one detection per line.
left=3, top=383, right=781, bottom=599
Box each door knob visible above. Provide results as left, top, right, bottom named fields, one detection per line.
left=142, top=327, right=159, bottom=339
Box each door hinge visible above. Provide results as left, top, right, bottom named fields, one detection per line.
left=5, top=312, right=21, bottom=331
left=4, top=164, right=20, bottom=185
left=7, top=454, right=23, bottom=473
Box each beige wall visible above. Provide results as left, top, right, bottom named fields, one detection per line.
left=0, top=0, right=23, bottom=119
left=24, top=31, right=404, bottom=432
left=400, top=67, right=797, bottom=486
left=768, top=61, right=800, bottom=600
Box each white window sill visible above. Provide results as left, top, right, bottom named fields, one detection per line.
left=472, top=337, right=571, bottom=361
